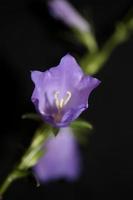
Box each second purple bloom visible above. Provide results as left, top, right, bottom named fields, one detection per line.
left=33, top=127, right=81, bottom=182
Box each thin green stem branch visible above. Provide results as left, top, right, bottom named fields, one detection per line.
left=80, top=9, right=133, bottom=75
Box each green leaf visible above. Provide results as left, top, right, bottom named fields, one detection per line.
left=13, top=169, right=28, bottom=179
left=21, top=149, right=45, bottom=168
left=22, top=113, right=42, bottom=121
left=70, top=119, right=93, bottom=145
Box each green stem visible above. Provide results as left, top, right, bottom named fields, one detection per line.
left=0, top=124, right=52, bottom=197
left=0, top=171, right=16, bottom=196
left=0, top=169, right=26, bottom=196
left=80, top=32, right=122, bottom=74
left=80, top=9, right=133, bottom=75
left=78, top=31, right=98, bottom=53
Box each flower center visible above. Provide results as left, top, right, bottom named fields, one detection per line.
left=54, top=91, right=72, bottom=110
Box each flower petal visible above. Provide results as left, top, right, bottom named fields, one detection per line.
left=31, top=71, right=46, bottom=115
left=48, top=54, right=83, bottom=96
left=63, top=75, right=101, bottom=112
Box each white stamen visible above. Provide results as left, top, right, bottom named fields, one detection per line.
left=60, top=98, right=64, bottom=108
left=54, top=90, right=72, bottom=110
left=63, top=91, right=72, bottom=106
left=54, top=91, right=60, bottom=109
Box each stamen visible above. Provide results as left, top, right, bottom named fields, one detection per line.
left=54, top=91, right=60, bottom=109
left=54, top=91, right=72, bottom=110
left=63, top=91, right=72, bottom=106
left=60, top=98, right=64, bottom=108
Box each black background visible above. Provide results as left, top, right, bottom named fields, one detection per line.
left=0, top=0, right=133, bottom=199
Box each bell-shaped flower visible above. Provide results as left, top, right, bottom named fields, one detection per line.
left=31, top=54, right=100, bottom=127
left=33, top=127, right=81, bottom=182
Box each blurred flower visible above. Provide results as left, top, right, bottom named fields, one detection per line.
left=31, top=54, right=100, bottom=127
left=48, top=0, right=90, bottom=32
left=33, top=127, right=81, bottom=182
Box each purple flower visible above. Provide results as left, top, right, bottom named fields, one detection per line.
left=33, top=127, right=81, bottom=182
left=48, top=0, right=90, bottom=32
left=31, top=54, right=100, bottom=127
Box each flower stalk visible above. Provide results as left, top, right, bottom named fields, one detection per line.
left=0, top=169, right=26, bottom=196
left=0, top=124, right=52, bottom=197
left=73, top=29, right=98, bottom=53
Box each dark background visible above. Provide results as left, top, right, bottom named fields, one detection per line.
left=0, top=0, right=133, bottom=199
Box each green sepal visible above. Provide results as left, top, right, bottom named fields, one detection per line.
left=71, top=119, right=93, bottom=130
left=51, top=127, right=59, bottom=136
